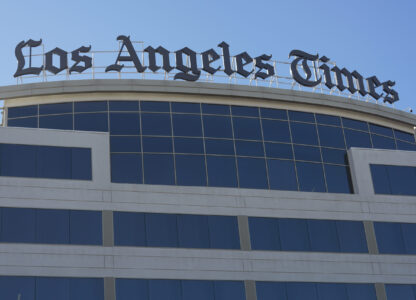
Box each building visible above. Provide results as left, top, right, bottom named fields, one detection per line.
left=0, top=79, right=415, bottom=300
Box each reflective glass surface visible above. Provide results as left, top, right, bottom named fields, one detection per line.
left=8, top=101, right=416, bottom=194
left=370, top=164, right=416, bottom=196
left=375, top=221, right=416, bottom=254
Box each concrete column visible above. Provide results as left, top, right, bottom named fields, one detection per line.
left=238, top=216, right=251, bottom=251
left=375, top=283, right=387, bottom=300
left=102, top=210, right=114, bottom=247
left=363, top=221, right=379, bottom=254
left=244, top=280, right=257, bottom=300
left=104, top=277, right=116, bottom=300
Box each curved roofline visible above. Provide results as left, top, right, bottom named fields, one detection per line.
left=1, top=79, right=415, bottom=126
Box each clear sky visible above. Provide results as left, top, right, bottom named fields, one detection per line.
left=0, top=0, right=415, bottom=111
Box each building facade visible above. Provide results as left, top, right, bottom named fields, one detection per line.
left=0, top=79, right=415, bottom=299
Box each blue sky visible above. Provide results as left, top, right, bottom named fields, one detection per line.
left=0, top=0, right=415, bottom=111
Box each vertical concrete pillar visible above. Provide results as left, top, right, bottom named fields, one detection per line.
left=244, top=280, right=257, bottom=300
left=363, top=221, right=379, bottom=254
left=104, top=277, right=116, bottom=300
left=102, top=210, right=114, bottom=247
left=238, top=216, right=251, bottom=251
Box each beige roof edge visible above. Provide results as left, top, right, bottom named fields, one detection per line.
left=1, top=79, right=415, bottom=126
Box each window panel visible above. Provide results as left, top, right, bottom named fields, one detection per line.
left=207, top=156, right=238, bottom=187
left=177, top=214, right=210, bottom=248
left=256, top=282, right=287, bottom=300
left=205, top=139, right=234, bottom=155
left=70, top=210, right=102, bottom=245
left=249, top=217, right=280, bottom=250
left=36, top=277, right=69, bottom=300
left=8, top=105, right=38, bottom=118
left=315, top=114, right=341, bottom=126
left=371, top=134, right=396, bottom=150
left=265, top=143, right=293, bottom=159
left=0, top=276, right=36, bottom=300
left=174, top=137, right=204, bottom=154
left=279, top=218, right=310, bottom=251
left=171, top=102, right=200, bottom=113
left=369, top=124, right=394, bottom=137
left=386, top=284, right=416, bottom=300
left=318, top=125, right=345, bottom=148
left=182, top=280, right=214, bottom=300
left=146, top=213, right=178, bottom=247
left=324, top=165, right=353, bottom=194
left=203, top=115, right=233, bottom=138
left=290, top=122, right=318, bottom=145
left=109, top=101, right=139, bottom=111
left=235, top=140, right=264, bottom=157
left=208, top=216, right=240, bottom=249
left=296, top=162, right=326, bottom=192
left=111, top=153, right=142, bottom=184
left=141, top=101, right=170, bottom=112
left=396, top=140, right=416, bottom=151
left=142, top=137, right=173, bottom=153
left=116, top=279, right=149, bottom=300
left=260, top=108, right=287, bottom=120
left=233, top=117, right=262, bottom=140
left=293, top=145, right=321, bottom=162
left=149, top=280, right=181, bottom=300
left=69, top=278, right=104, bottom=300
left=40, top=102, right=72, bottom=115
left=202, top=103, right=230, bottom=115
left=286, top=282, right=318, bottom=300
left=0, top=144, right=37, bottom=178
left=36, top=209, right=70, bottom=244
left=110, top=136, right=141, bottom=153
left=110, top=113, right=140, bottom=135
left=387, top=165, right=416, bottom=195
left=214, top=281, right=246, bottom=300
left=344, top=129, right=372, bottom=148
left=401, top=223, right=416, bottom=254
left=1, top=208, right=36, bottom=243
left=267, top=159, right=297, bottom=191
left=370, top=164, right=391, bottom=194
left=175, top=155, right=207, bottom=186
left=262, top=119, right=291, bottom=143
left=336, top=221, right=368, bottom=253
left=317, top=283, right=348, bottom=300
left=374, top=222, right=405, bottom=254
left=394, top=129, right=415, bottom=143
left=232, top=105, right=259, bottom=117
left=321, top=148, right=347, bottom=165
left=74, top=113, right=108, bottom=132
left=37, top=146, right=72, bottom=179
left=288, top=111, right=315, bottom=123
left=346, top=284, right=377, bottom=300
left=40, top=114, right=73, bottom=130
left=114, top=212, right=146, bottom=246
left=172, top=114, right=202, bottom=137
left=74, top=101, right=107, bottom=112
left=237, top=157, right=268, bottom=189
left=8, top=117, right=38, bottom=128
left=342, top=118, right=368, bottom=131
left=141, top=113, right=172, bottom=136
left=308, top=219, right=340, bottom=252
left=143, top=154, right=175, bottom=185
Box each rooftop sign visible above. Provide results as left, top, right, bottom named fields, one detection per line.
left=13, top=36, right=399, bottom=104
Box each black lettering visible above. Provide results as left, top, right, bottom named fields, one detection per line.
left=14, top=39, right=43, bottom=77
left=174, top=47, right=201, bottom=81
left=254, top=54, right=274, bottom=79
left=202, top=48, right=220, bottom=75
left=105, top=35, right=146, bottom=73
left=144, top=46, right=173, bottom=73
left=45, top=47, right=68, bottom=75
left=69, top=46, right=92, bottom=74
left=218, top=41, right=234, bottom=76
left=235, top=52, right=253, bottom=78
left=289, top=50, right=321, bottom=87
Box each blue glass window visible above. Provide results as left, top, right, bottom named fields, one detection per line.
left=318, top=125, right=345, bottom=148
left=116, top=279, right=148, bottom=300
left=111, top=153, right=142, bottom=184
left=0, top=144, right=37, bottom=178
left=141, top=113, right=172, bottom=136
left=386, top=284, right=416, bottom=300
left=233, top=117, right=262, bottom=140
left=394, top=129, right=415, bottom=143
left=36, top=209, right=70, bottom=244
left=1, top=207, right=36, bottom=243
left=8, top=105, right=38, bottom=118
left=69, top=278, right=104, bottom=300
left=265, top=143, right=293, bottom=159
left=202, top=103, right=230, bottom=115
left=175, top=155, right=206, bottom=186
left=203, top=115, right=233, bottom=138
left=174, top=138, right=204, bottom=154
left=336, top=220, right=368, bottom=253
left=370, top=164, right=391, bottom=194
left=143, top=137, right=173, bottom=153
left=214, top=281, right=245, bottom=300
left=149, top=280, right=181, bottom=300
left=402, top=223, right=416, bottom=254
left=267, top=159, right=297, bottom=191
left=371, top=134, right=396, bottom=150
left=317, top=283, right=348, bottom=300
left=110, top=136, right=141, bottom=153
left=260, top=108, right=287, bottom=120
left=141, top=101, right=170, bottom=112
left=110, top=113, right=140, bottom=135
left=207, top=156, right=237, bottom=187
left=37, top=146, right=72, bottom=179
left=171, top=102, right=200, bottom=113
left=262, top=119, right=291, bottom=143
left=146, top=213, right=178, bottom=247
left=290, top=122, right=318, bottom=145
left=143, top=154, right=175, bottom=185
left=396, top=140, right=416, bottom=151
left=70, top=210, right=102, bottom=245
left=114, top=212, right=146, bottom=246
left=308, top=219, right=340, bottom=252
left=39, top=102, right=72, bottom=115
left=370, top=124, right=394, bottom=137
left=324, top=165, right=352, bottom=194
left=344, top=129, right=372, bottom=148
left=249, top=217, right=280, bottom=250
left=374, top=222, right=405, bottom=254
left=237, top=157, right=268, bottom=189
left=289, top=111, right=315, bottom=123
left=109, top=101, right=139, bottom=111
left=346, top=284, right=377, bottom=300
left=235, top=140, right=264, bottom=157
left=208, top=215, right=240, bottom=249
left=296, top=162, right=326, bottom=192
left=36, top=277, right=69, bottom=300
left=40, top=114, right=73, bottom=130
left=74, top=101, right=107, bottom=112
left=71, top=147, right=92, bottom=180
left=8, top=117, right=38, bottom=128
left=0, top=276, right=35, bottom=300
left=177, top=214, right=210, bottom=248
left=172, top=114, right=202, bottom=137
left=286, top=282, right=318, bottom=300
left=370, top=164, right=416, bottom=196
left=293, top=145, right=321, bottom=162
left=182, top=280, right=214, bottom=300
left=316, top=114, right=341, bottom=126
left=205, top=139, right=234, bottom=155
left=256, top=282, right=287, bottom=300
left=342, top=118, right=368, bottom=131
left=74, top=113, right=108, bottom=132
left=232, top=105, right=259, bottom=117
left=321, top=148, right=347, bottom=165
left=279, top=218, right=310, bottom=251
